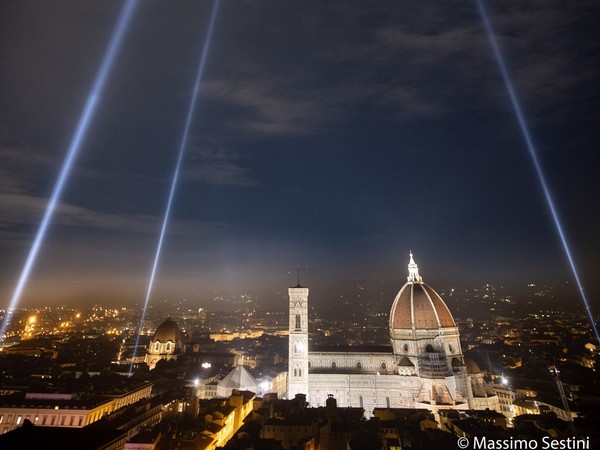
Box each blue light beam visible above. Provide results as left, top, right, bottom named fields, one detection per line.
left=128, top=0, right=221, bottom=376
left=475, top=0, right=600, bottom=342
left=0, top=0, right=139, bottom=339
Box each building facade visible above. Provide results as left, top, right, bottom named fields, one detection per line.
left=0, top=383, right=152, bottom=434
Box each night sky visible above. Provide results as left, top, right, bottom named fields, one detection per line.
left=1, top=1, right=599, bottom=308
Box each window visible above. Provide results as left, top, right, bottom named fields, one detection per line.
left=154, top=342, right=159, bottom=351
left=166, top=343, right=171, bottom=351
left=298, top=368, right=302, bottom=377
left=42, top=417, right=47, bottom=425
left=295, top=314, right=301, bottom=330
left=380, top=362, right=387, bottom=370
left=78, top=417, right=83, bottom=426
left=0, top=416, right=3, bottom=424
left=356, top=361, right=362, bottom=369
left=359, top=395, right=364, bottom=408
left=16, top=416, right=22, bottom=425
left=60, top=416, right=66, bottom=425
left=51, top=416, right=56, bottom=425
left=331, top=361, right=336, bottom=369
left=69, top=416, right=74, bottom=426
left=404, top=343, right=409, bottom=352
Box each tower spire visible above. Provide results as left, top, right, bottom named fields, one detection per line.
left=407, top=251, right=422, bottom=283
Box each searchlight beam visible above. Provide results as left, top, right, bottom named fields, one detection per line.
left=128, top=0, right=221, bottom=376
left=475, top=0, right=600, bottom=342
left=0, top=0, right=140, bottom=339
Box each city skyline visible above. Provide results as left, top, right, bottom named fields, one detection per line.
left=1, top=1, right=599, bottom=308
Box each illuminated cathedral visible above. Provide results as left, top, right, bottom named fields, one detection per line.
left=288, top=253, right=499, bottom=417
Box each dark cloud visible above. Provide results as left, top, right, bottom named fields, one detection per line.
left=1, top=0, right=599, bottom=308
left=183, top=142, right=258, bottom=187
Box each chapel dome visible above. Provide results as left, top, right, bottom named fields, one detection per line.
left=464, top=356, right=482, bottom=374
left=389, top=253, right=456, bottom=331
left=152, top=318, right=182, bottom=343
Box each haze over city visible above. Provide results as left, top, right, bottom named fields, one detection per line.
left=1, top=0, right=599, bottom=309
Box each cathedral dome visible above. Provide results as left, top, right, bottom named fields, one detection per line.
left=152, top=318, right=182, bottom=343
left=389, top=253, right=456, bottom=331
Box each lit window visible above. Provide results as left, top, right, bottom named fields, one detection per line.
left=16, top=416, right=22, bottom=425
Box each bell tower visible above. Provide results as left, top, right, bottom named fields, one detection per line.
left=288, top=282, right=309, bottom=399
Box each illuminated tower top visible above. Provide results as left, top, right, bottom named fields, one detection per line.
left=407, top=252, right=422, bottom=283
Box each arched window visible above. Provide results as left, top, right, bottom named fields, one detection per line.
left=293, top=368, right=298, bottom=377
left=403, top=343, right=409, bottom=352
left=293, top=341, right=303, bottom=354
left=154, top=343, right=159, bottom=352
left=331, top=361, right=336, bottom=369
left=356, top=361, right=362, bottom=369
left=380, top=362, right=387, bottom=370
left=166, top=343, right=171, bottom=352
left=295, top=314, right=301, bottom=330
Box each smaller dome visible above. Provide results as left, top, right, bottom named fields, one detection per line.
left=152, top=318, right=182, bottom=343
left=464, top=356, right=482, bottom=374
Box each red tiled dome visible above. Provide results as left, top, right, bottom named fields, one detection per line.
left=389, top=282, right=456, bottom=330
left=152, top=318, right=182, bottom=343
